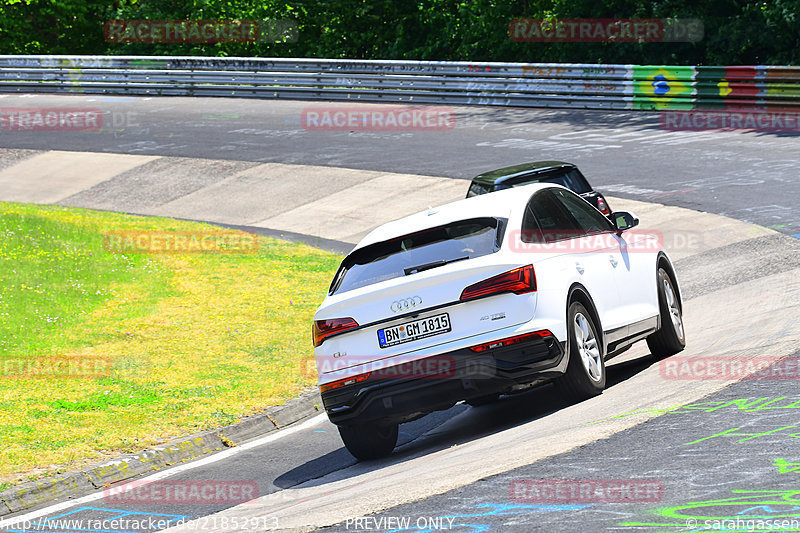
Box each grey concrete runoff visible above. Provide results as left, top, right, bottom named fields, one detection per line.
left=0, top=151, right=467, bottom=246
left=0, top=390, right=322, bottom=517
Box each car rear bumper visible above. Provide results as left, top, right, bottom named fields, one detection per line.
left=321, top=332, right=565, bottom=426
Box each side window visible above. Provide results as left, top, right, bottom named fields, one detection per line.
left=551, top=188, right=613, bottom=233
left=521, top=202, right=542, bottom=243
left=522, top=189, right=580, bottom=243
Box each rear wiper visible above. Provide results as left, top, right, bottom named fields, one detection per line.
left=404, top=256, right=469, bottom=275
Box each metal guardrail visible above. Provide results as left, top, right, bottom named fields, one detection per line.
left=0, top=55, right=799, bottom=111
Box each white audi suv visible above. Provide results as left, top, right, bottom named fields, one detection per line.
left=312, top=183, right=685, bottom=460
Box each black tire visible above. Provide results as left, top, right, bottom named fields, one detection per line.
left=647, top=267, right=686, bottom=358
left=557, top=301, right=606, bottom=401
left=338, top=423, right=398, bottom=460
left=465, top=393, right=501, bottom=407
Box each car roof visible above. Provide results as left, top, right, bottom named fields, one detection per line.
left=353, top=182, right=557, bottom=251
left=471, top=160, right=576, bottom=186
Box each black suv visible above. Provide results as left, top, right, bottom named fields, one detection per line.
left=467, top=161, right=611, bottom=215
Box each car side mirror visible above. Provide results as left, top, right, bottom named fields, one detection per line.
left=613, top=211, right=639, bottom=232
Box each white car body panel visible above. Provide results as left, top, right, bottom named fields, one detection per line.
left=314, top=183, right=666, bottom=389
left=611, top=231, right=660, bottom=324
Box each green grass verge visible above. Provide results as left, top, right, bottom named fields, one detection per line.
left=0, top=202, right=341, bottom=484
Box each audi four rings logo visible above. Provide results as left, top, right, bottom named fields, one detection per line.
left=390, top=296, right=422, bottom=313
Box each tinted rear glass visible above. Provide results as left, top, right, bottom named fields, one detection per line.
left=329, top=217, right=504, bottom=295
left=521, top=189, right=579, bottom=243
left=551, top=188, right=612, bottom=232
left=509, top=169, right=592, bottom=194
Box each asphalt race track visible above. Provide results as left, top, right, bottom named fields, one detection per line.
left=0, top=93, right=798, bottom=237
left=1, top=94, right=799, bottom=533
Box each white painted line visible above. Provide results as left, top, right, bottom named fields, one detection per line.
left=0, top=414, right=328, bottom=528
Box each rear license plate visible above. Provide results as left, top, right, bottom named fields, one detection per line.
left=378, top=313, right=451, bottom=348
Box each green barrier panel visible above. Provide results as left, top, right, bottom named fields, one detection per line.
left=695, top=81, right=760, bottom=99
left=632, top=98, right=696, bottom=111
left=695, top=67, right=728, bottom=108
left=695, top=66, right=727, bottom=81
left=763, top=83, right=800, bottom=98
left=632, top=65, right=695, bottom=110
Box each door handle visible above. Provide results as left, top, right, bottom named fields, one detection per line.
left=575, top=262, right=585, bottom=274
left=609, top=255, right=618, bottom=267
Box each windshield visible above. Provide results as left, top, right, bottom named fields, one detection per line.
left=329, top=217, right=505, bottom=295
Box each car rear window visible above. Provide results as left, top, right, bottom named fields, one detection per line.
left=509, top=169, right=592, bottom=195
left=538, top=169, right=592, bottom=194
left=329, top=217, right=505, bottom=295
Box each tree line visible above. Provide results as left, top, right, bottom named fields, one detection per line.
left=2, top=0, right=798, bottom=65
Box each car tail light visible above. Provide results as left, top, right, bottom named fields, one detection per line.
left=469, top=329, right=554, bottom=352
left=460, top=265, right=536, bottom=301
left=313, top=317, right=358, bottom=347
left=597, top=196, right=610, bottom=215
left=320, top=372, right=371, bottom=393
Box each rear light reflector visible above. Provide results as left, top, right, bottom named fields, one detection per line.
left=320, top=372, right=371, bottom=393
left=469, top=329, right=554, bottom=352
left=313, top=317, right=359, bottom=347
left=460, top=265, right=536, bottom=301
